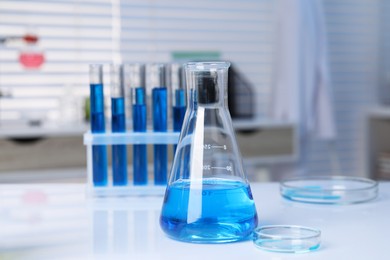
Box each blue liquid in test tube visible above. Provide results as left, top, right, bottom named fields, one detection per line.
left=153, top=87, right=168, bottom=185
left=111, top=64, right=127, bottom=186
left=167, top=63, right=186, bottom=154
left=173, top=89, right=186, bottom=153
left=133, top=87, right=147, bottom=185
left=89, top=64, right=108, bottom=186
left=148, top=63, right=168, bottom=185
left=124, top=63, right=147, bottom=185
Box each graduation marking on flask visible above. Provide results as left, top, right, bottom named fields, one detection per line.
left=203, top=144, right=227, bottom=150
left=202, top=164, right=233, bottom=172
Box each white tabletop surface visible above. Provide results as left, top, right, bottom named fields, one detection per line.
left=0, top=182, right=388, bottom=260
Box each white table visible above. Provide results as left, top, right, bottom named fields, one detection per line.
left=0, top=182, right=388, bottom=259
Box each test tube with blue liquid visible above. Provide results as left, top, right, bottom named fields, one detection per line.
left=169, top=64, right=186, bottom=153
left=149, top=64, right=168, bottom=185
left=110, top=64, right=128, bottom=186
left=124, top=64, right=148, bottom=185
left=89, top=64, right=108, bottom=186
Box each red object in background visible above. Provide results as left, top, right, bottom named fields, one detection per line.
left=23, top=34, right=38, bottom=44
left=19, top=52, right=45, bottom=69
left=19, top=33, right=45, bottom=69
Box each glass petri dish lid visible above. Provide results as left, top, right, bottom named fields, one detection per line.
left=280, top=176, right=378, bottom=204
left=253, top=225, right=321, bottom=253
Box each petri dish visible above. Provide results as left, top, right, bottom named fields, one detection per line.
left=280, top=176, right=378, bottom=204
left=253, top=225, right=321, bottom=253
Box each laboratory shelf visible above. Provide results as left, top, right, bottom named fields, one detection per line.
left=232, top=118, right=295, bottom=130
left=0, top=123, right=88, bottom=139
left=366, top=106, right=390, bottom=180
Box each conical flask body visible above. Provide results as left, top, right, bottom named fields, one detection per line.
left=160, top=62, right=258, bottom=243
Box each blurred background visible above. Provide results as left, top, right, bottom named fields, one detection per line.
left=0, top=0, right=389, bottom=183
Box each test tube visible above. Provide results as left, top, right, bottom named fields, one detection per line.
left=111, top=64, right=128, bottom=186
left=124, top=64, right=147, bottom=185
left=89, top=64, right=108, bottom=186
left=169, top=64, right=186, bottom=153
left=150, top=63, right=168, bottom=185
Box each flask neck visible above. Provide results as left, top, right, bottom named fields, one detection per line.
left=185, top=62, right=230, bottom=109
left=189, top=89, right=228, bottom=109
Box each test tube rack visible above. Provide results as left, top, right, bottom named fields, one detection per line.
left=83, top=131, right=179, bottom=197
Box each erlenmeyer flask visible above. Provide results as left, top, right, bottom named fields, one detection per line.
left=160, top=61, right=258, bottom=243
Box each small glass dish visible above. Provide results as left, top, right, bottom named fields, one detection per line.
left=253, top=225, right=321, bottom=253
left=280, top=176, right=378, bottom=204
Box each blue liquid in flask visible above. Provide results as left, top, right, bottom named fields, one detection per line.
left=160, top=179, right=258, bottom=243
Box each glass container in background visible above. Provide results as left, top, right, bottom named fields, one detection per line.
left=160, top=61, right=258, bottom=243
